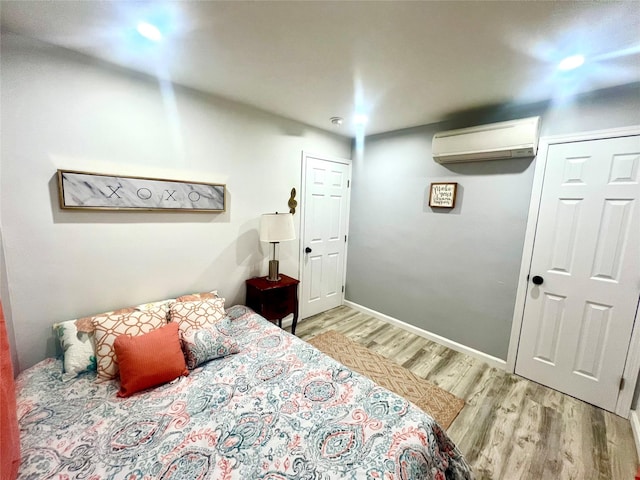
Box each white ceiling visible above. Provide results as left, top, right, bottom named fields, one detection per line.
left=2, top=1, right=639, bottom=137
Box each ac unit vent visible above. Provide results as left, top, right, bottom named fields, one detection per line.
left=433, top=117, right=540, bottom=164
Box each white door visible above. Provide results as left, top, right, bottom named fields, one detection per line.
left=300, top=153, right=351, bottom=319
left=516, top=135, right=640, bottom=412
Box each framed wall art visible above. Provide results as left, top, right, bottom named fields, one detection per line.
left=57, top=170, right=226, bottom=212
left=429, top=182, right=457, bottom=208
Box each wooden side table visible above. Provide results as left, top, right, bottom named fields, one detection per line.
left=245, top=274, right=300, bottom=335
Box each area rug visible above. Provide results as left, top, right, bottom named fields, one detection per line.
left=307, top=330, right=464, bottom=429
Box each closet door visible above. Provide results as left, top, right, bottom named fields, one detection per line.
left=299, top=153, right=351, bottom=319
left=515, top=135, right=640, bottom=412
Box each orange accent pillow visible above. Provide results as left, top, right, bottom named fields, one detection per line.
left=1, top=301, right=20, bottom=480
left=113, top=322, right=188, bottom=397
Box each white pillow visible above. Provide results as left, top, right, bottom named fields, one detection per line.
left=53, top=320, right=96, bottom=381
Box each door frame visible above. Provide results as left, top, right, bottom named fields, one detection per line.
left=298, top=151, right=352, bottom=320
left=506, top=125, right=640, bottom=417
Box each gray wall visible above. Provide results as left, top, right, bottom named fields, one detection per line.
left=346, top=84, right=640, bottom=361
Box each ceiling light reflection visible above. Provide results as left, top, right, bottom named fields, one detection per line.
left=354, top=114, right=369, bottom=125
left=558, top=55, right=585, bottom=71
left=137, top=22, right=163, bottom=42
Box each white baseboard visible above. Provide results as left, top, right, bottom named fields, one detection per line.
left=344, top=300, right=507, bottom=371
left=278, top=315, right=294, bottom=329
left=630, top=409, right=640, bottom=462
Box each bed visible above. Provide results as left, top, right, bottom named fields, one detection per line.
left=15, top=304, right=473, bottom=479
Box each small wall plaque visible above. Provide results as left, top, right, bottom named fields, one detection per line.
left=429, top=182, right=457, bottom=208
left=57, top=170, right=225, bottom=212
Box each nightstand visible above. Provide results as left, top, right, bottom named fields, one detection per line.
left=245, top=274, right=300, bottom=335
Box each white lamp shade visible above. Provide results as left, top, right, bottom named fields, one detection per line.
left=260, top=213, right=295, bottom=242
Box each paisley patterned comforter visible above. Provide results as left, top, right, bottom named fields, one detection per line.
left=16, top=306, right=473, bottom=479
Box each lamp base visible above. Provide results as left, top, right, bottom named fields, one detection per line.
left=267, top=260, right=281, bottom=282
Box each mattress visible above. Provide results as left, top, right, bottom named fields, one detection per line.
left=16, top=305, right=473, bottom=479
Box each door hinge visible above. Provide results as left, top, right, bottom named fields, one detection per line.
left=347, top=180, right=350, bottom=188
left=342, top=285, right=345, bottom=293
left=620, top=377, right=625, bottom=390
left=345, top=235, right=347, bottom=242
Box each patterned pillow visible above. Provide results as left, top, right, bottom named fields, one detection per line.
left=169, top=298, right=226, bottom=338
left=175, top=290, right=218, bottom=302
left=135, top=298, right=176, bottom=318
left=92, top=307, right=167, bottom=382
left=54, top=306, right=134, bottom=378
left=181, top=318, right=239, bottom=369
left=74, top=307, right=136, bottom=334
left=53, top=320, right=97, bottom=381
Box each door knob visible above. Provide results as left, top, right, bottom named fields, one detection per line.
left=305, top=247, right=312, bottom=253
left=532, top=275, right=544, bottom=285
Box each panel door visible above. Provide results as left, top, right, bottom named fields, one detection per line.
left=516, top=135, right=640, bottom=412
left=300, top=154, right=351, bottom=319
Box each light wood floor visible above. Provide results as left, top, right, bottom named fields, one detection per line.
left=291, top=305, right=638, bottom=480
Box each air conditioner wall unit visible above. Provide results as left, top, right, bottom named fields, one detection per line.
left=432, top=117, right=540, bottom=164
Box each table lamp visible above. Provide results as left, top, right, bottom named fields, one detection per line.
left=260, top=212, right=295, bottom=281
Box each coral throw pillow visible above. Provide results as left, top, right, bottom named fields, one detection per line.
left=114, top=322, right=188, bottom=397
left=170, top=298, right=227, bottom=338
left=1, top=301, right=20, bottom=480
left=92, top=307, right=167, bottom=382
